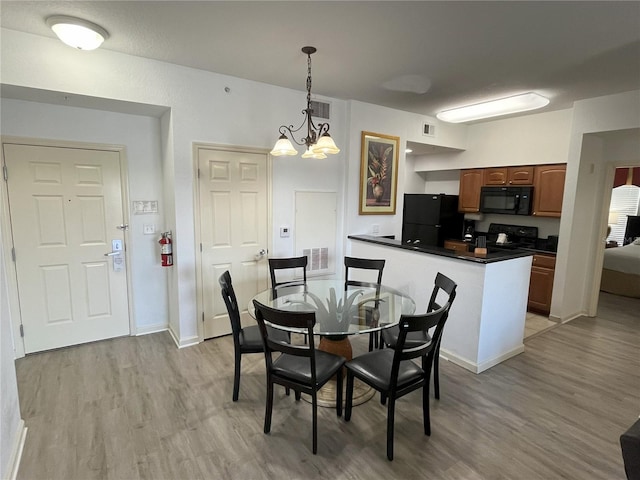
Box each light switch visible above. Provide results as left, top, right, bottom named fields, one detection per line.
left=280, top=226, right=290, bottom=238
left=143, top=224, right=156, bottom=235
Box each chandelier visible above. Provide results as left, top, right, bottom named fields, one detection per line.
left=270, top=46, right=340, bottom=159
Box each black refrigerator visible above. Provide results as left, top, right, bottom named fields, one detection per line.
left=402, top=194, right=464, bottom=247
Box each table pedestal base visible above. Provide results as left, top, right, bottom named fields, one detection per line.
left=303, top=378, right=376, bottom=407
left=301, top=335, right=376, bottom=407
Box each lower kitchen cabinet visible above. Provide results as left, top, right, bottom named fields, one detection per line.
left=528, top=253, right=556, bottom=314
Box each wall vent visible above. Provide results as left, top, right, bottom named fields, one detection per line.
left=310, top=100, right=330, bottom=119
left=422, top=122, right=436, bottom=137
left=302, top=247, right=329, bottom=271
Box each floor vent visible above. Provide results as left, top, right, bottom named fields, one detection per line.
left=310, top=100, right=330, bottom=119
left=302, top=247, right=329, bottom=271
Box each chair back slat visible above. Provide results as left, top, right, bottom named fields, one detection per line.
left=219, top=271, right=242, bottom=337
left=344, top=256, right=385, bottom=288
left=269, top=256, right=308, bottom=298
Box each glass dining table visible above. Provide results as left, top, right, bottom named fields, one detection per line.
left=250, top=278, right=416, bottom=406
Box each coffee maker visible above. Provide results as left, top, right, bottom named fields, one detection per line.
left=463, top=220, right=475, bottom=242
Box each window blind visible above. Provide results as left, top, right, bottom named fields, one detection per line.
left=609, top=185, right=640, bottom=245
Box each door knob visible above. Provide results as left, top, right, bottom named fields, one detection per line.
left=257, top=249, right=267, bottom=257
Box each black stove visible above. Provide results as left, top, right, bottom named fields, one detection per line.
left=486, top=223, right=538, bottom=249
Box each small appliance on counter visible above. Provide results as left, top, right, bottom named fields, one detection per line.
left=546, top=235, right=559, bottom=252
left=463, top=219, right=476, bottom=243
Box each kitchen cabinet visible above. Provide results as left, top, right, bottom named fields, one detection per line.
left=458, top=169, right=484, bottom=212
left=444, top=239, right=470, bottom=253
left=532, top=164, right=566, bottom=217
left=484, top=166, right=535, bottom=186
left=528, top=253, right=556, bottom=315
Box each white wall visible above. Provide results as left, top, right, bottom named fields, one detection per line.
left=553, top=91, right=640, bottom=321
left=413, top=108, right=573, bottom=171
left=0, top=28, right=353, bottom=345
left=0, top=225, right=23, bottom=480
left=344, top=101, right=467, bottom=240
left=1, top=99, right=169, bottom=337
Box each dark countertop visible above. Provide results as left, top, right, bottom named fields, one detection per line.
left=348, top=235, right=534, bottom=264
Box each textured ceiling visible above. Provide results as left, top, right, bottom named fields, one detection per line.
left=2, top=1, right=640, bottom=122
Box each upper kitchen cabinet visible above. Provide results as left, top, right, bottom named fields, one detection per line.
left=458, top=169, right=484, bottom=212
left=532, top=164, right=566, bottom=217
left=484, top=166, right=535, bottom=185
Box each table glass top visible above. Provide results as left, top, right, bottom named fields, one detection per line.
left=250, top=279, right=415, bottom=336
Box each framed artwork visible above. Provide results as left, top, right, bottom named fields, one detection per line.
left=359, top=131, right=400, bottom=215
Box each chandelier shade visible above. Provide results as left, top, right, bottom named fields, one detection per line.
left=270, top=46, right=340, bottom=158
left=271, top=134, right=298, bottom=156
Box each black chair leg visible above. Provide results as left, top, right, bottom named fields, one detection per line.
left=381, top=392, right=387, bottom=405
left=264, top=379, right=274, bottom=434
left=285, top=387, right=291, bottom=396
left=232, top=350, right=241, bottom=402
left=312, top=392, right=318, bottom=454
left=345, top=372, right=354, bottom=421
left=434, top=342, right=441, bottom=400
left=336, top=368, right=343, bottom=417
left=386, top=396, right=396, bottom=461
left=295, top=390, right=301, bottom=401
left=424, top=378, right=431, bottom=436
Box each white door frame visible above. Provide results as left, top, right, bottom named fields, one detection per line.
left=192, top=142, right=273, bottom=342
left=1, top=136, right=134, bottom=358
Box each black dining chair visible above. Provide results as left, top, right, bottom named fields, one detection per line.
left=218, top=271, right=289, bottom=402
left=344, top=289, right=455, bottom=461
left=344, top=256, right=385, bottom=351
left=380, top=272, right=457, bottom=400
left=252, top=300, right=346, bottom=454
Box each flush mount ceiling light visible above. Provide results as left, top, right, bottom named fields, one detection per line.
left=270, top=46, right=340, bottom=159
left=436, top=92, right=550, bottom=124
left=46, top=15, right=109, bottom=50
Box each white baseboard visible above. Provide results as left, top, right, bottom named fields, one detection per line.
left=135, top=323, right=168, bottom=336
left=439, top=349, right=479, bottom=374
left=560, top=311, right=587, bottom=324
left=549, top=310, right=587, bottom=324
left=476, top=345, right=526, bottom=373
left=7, top=419, right=27, bottom=480
left=440, top=344, right=525, bottom=374
left=167, top=325, right=200, bottom=349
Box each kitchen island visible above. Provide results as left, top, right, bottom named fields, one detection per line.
left=348, top=235, right=533, bottom=373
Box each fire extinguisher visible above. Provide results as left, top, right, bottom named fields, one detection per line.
left=159, top=232, right=173, bottom=267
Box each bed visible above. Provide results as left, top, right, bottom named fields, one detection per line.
left=600, top=239, right=640, bottom=298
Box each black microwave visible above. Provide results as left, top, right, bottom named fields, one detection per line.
left=479, top=186, right=533, bottom=215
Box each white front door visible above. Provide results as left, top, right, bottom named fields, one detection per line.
left=196, top=146, right=269, bottom=339
left=4, top=143, right=130, bottom=353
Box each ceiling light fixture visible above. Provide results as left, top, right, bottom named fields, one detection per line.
left=270, top=46, right=339, bottom=159
left=46, top=15, right=109, bottom=51
left=436, top=92, right=550, bottom=123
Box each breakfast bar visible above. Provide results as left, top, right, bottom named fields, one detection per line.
left=348, top=235, right=534, bottom=373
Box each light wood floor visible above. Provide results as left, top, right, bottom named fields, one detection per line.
left=524, top=311, right=557, bottom=339
left=15, top=292, right=639, bottom=480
